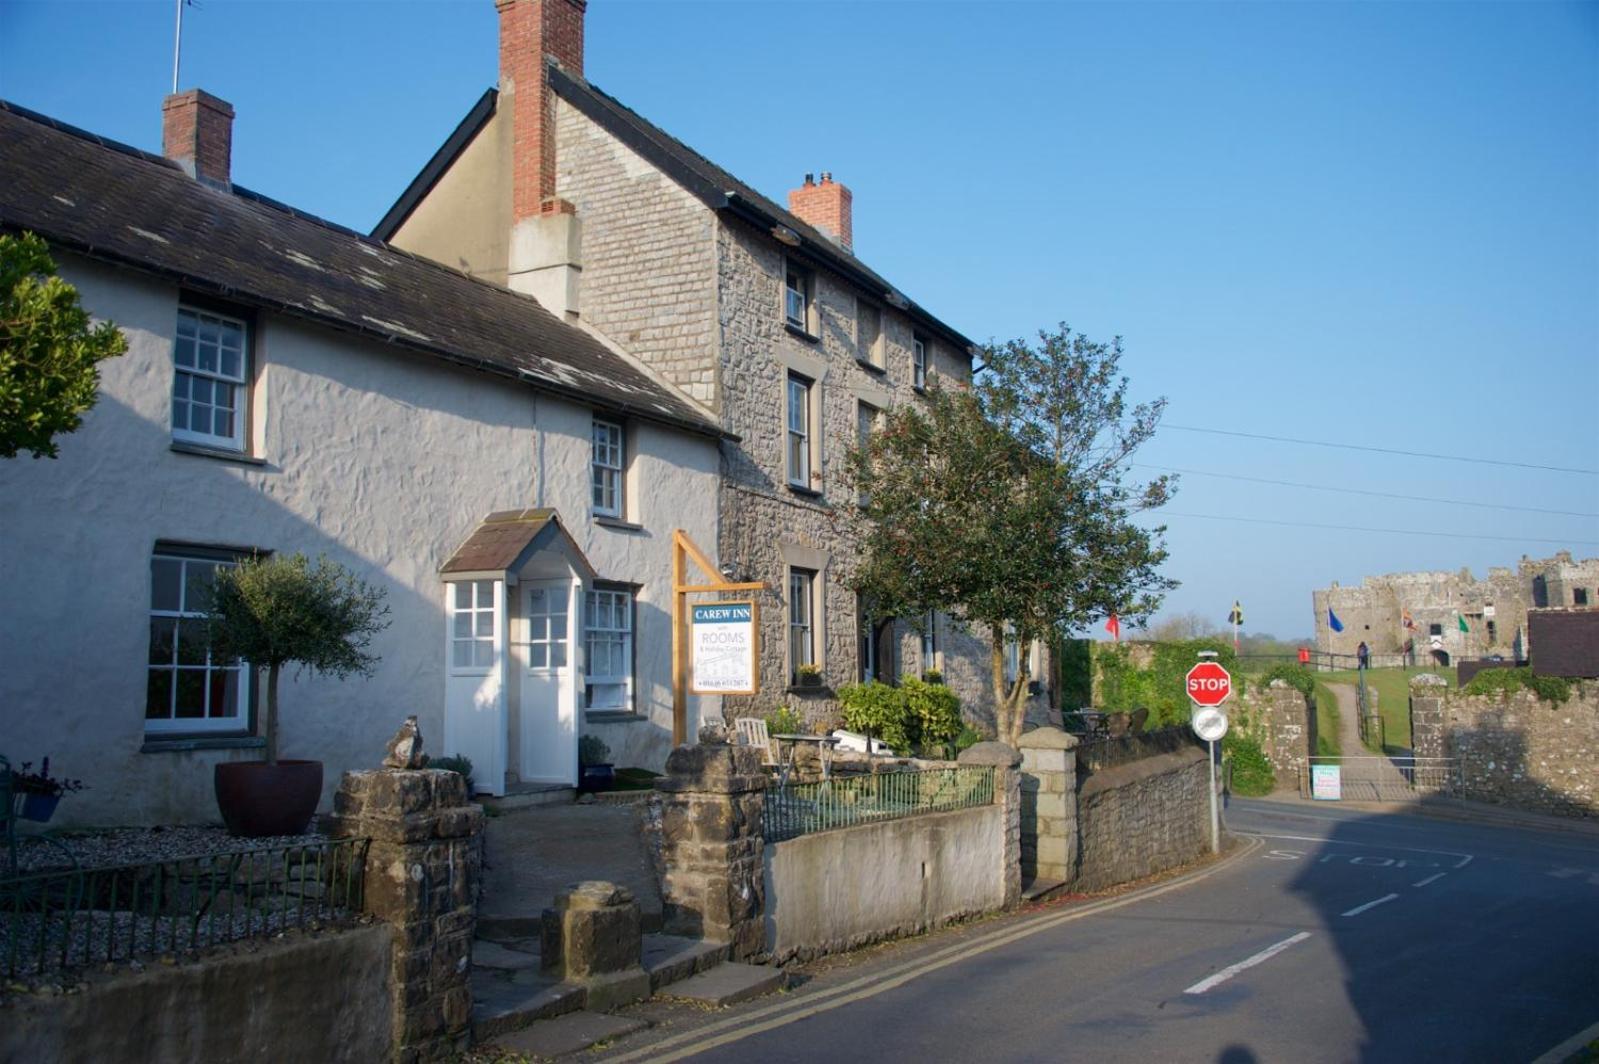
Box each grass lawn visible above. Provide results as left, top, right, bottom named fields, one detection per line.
left=1316, top=667, right=1455, bottom=754
left=1311, top=681, right=1342, bottom=757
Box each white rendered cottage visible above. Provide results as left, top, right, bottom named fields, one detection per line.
left=0, top=94, right=726, bottom=825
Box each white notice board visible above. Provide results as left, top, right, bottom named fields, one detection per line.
left=690, top=601, right=758, bottom=695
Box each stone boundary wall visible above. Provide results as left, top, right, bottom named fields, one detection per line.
left=762, top=804, right=1006, bottom=964
left=1239, top=683, right=1312, bottom=783
left=0, top=925, right=392, bottom=1064
left=1076, top=727, right=1193, bottom=775
left=1074, top=743, right=1210, bottom=892
left=1411, top=680, right=1598, bottom=818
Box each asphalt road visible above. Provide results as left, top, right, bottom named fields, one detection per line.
left=614, top=798, right=1599, bottom=1063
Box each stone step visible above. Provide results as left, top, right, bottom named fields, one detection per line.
left=472, top=939, right=541, bottom=973
left=641, top=933, right=729, bottom=992
left=485, top=1010, right=649, bottom=1059
left=658, top=962, right=787, bottom=1007
left=1021, top=877, right=1068, bottom=903
left=470, top=970, right=584, bottom=1042
left=478, top=784, right=577, bottom=813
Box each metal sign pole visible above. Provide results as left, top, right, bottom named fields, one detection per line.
left=1208, top=737, right=1219, bottom=854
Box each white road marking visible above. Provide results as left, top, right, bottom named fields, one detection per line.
left=1342, top=893, right=1400, bottom=917
left=1244, top=832, right=1474, bottom=868
left=1183, top=932, right=1313, bottom=995
left=1413, top=873, right=1447, bottom=888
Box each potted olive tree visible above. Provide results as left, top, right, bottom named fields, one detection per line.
left=205, top=552, right=389, bottom=837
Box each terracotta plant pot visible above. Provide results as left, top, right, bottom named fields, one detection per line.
left=214, top=760, right=323, bottom=837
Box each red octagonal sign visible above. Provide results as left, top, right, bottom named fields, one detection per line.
left=1186, top=661, right=1233, bottom=706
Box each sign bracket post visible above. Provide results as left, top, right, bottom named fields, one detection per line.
left=1188, top=651, right=1231, bottom=856
left=671, top=530, right=767, bottom=746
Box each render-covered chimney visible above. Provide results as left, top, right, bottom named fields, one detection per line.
left=498, top=0, right=586, bottom=318
left=162, top=89, right=234, bottom=188
left=787, top=171, right=853, bottom=252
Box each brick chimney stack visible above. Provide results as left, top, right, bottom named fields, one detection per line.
left=499, top=0, right=586, bottom=319
left=162, top=90, right=234, bottom=188
left=787, top=172, right=853, bottom=252
left=498, top=0, right=585, bottom=223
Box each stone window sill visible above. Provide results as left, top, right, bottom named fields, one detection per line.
left=585, top=711, right=646, bottom=724
left=786, top=483, right=824, bottom=501
left=786, top=684, right=835, bottom=698
left=142, top=735, right=265, bottom=754
left=855, top=358, right=887, bottom=376
left=594, top=516, right=645, bottom=533
left=784, top=322, right=820, bottom=344
left=171, top=441, right=267, bottom=466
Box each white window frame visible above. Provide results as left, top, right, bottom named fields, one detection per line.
left=857, top=300, right=884, bottom=367
left=584, top=588, right=634, bottom=712
left=146, top=548, right=250, bottom=735
left=787, top=373, right=812, bottom=488
left=789, top=568, right=816, bottom=682
left=591, top=417, right=624, bottom=519
left=1003, top=627, right=1021, bottom=685
left=525, top=583, right=571, bottom=672
left=784, top=262, right=812, bottom=331
left=172, top=306, right=249, bottom=452
left=921, top=610, right=939, bottom=673
left=451, top=579, right=498, bottom=675
left=856, top=401, right=880, bottom=504
left=912, top=334, right=928, bottom=391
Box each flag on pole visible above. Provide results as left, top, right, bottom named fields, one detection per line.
left=1105, top=614, right=1121, bottom=642
left=1457, top=614, right=1469, bottom=633
left=1328, top=608, right=1345, bottom=633
left=1227, top=601, right=1243, bottom=626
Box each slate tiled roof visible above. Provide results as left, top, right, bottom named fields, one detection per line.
left=440, top=508, right=595, bottom=578
left=0, top=100, right=724, bottom=439
left=373, top=70, right=976, bottom=356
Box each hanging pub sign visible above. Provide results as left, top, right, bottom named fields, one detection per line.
left=690, top=601, right=759, bottom=695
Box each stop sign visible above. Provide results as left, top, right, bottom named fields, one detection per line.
left=1186, top=661, right=1232, bottom=706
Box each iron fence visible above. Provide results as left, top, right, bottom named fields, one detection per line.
left=0, top=836, right=369, bottom=979
left=763, top=766, right=995, bottom=843
left=1299, top=756, right=1461, bottom=802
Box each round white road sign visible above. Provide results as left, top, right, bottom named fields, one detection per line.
left=1191, top=706, right=1229, bottom=742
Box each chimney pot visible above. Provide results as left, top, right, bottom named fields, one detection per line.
left=162, top=89, right=234, bottom=188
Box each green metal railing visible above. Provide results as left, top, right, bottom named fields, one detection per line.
left=763, top=766, right=996, bottom=843
left=0, top=837, right=369, bottom=979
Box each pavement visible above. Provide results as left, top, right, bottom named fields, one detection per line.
left=479, top=802, right=663, bottom=934
left=586, top=796, right=1599, bottom=1063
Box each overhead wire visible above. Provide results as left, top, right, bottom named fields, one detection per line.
left=1132, top=464, right=1599, bottom=519
left=1160, top=424, right=1599, bottom=476
left=1151, top=510, right=1599, bottom=547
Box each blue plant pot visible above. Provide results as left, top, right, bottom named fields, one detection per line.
left=20, top=793, right=60, bottom=823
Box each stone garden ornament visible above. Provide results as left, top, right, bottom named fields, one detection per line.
left=384, top=715, right=426, bottom=770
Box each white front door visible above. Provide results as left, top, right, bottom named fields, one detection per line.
left=517, top=580, right=577, bottom=784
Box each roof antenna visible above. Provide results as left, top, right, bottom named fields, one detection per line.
left=171, top=0, right=192, bottom=94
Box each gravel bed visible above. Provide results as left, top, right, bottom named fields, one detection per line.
left=12, top=826, right=330, bottom=875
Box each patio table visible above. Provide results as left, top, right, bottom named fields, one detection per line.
left=771, top=734, right=841, bottom=783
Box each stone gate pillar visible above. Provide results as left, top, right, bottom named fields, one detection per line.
left=1410, top=674, right=1450, bottom=760
left=654, top=742, right=767, bottom=960
left=328, top=768, right=483, bottom=1064
left=1016, top=727, right=1078, bottom=887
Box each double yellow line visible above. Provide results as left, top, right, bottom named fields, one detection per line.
left=608, top=836, right=1261, bottom=1062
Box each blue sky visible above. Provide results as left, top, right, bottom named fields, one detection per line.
left=3, top=0, right=1596, bottom=639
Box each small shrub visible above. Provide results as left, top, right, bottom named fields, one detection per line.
left=921, top=668, right=944, bottom=684
left=952, top=725, right=984, bottom=756
left=578, top=735, right=611, bottom=766
left=428, top=753, right=474, bottom=794
left=1461, top=667, right=1570, bottom=706
left=837, top=680, right=914, bottom=752
left=1224, top=734, right=1275, bottom=796
left=902, top=676, right=963, bottom=752
left=1256, top=663, right=1315, bottom=700
left=763, top=706, right=805, bottom=736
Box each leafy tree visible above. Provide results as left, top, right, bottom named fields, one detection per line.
left=847, top=324, right=1175, bottom=746
left=205, top=553, right=391, bottom=764
left=1, top=232, right=127, bottom=458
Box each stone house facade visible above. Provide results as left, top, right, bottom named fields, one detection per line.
left=378, top=0, right=1052, bottom=734
left=0, top=93, right=725, bottom=821
left=1313, top=552, right=1599, bottom=668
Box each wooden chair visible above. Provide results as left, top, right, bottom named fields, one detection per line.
left=733, top=718, right=781, bottom=771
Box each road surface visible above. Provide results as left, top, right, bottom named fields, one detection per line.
left=602, top=798, right=1599, bottom=1063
